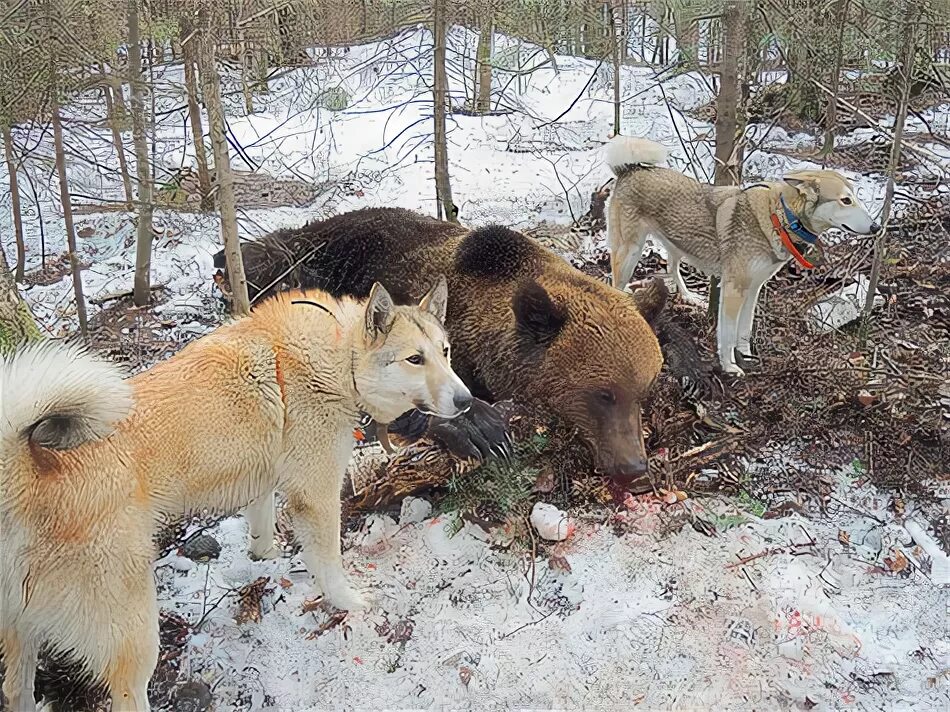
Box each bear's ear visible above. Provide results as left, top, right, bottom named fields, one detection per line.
left=513, top=280, right=567, bottom=346
left=419, top=274, right=449, bottom=323
left=628, top=276, right=669, bottom=327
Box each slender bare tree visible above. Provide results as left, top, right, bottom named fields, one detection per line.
left=101, top=76, right=135, bottom=210
left=433, top=0, right=456, bottom=222
left=51, top=94, right=89, bottom=338
left=2, top=124, right=26, bottom=281
left=128, top=0, right=154, bottom=306
left=863, top=5, right=916, bottom=322
left=180, top=15, right=213, bottom=210
left=198, top=6, right=250, bottom=315
left=474, top=6, right=493, bottom=114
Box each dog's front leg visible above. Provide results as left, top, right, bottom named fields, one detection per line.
left=246, top=489, right=282, bottom=560
left=718, top=274, right=746, bottom=376
left=736, top=280, right=766, bottom=359
left=1, top=629, right=39, bottom=711
left=282, top=444, right=366, bottom=611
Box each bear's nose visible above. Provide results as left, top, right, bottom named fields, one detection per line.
left=614, top=458, right=649, bottom=478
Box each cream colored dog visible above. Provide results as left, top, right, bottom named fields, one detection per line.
left=0, top=277, right=469, bottom=711
left=605, top=135, right=879, bottom=375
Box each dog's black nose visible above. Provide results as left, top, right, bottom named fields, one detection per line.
left=454, top=392, right=473, bottom=413
left=870, top=222, right=881, bottom=233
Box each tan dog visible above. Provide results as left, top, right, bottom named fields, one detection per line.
left=605, top=135, right=879, bottom=375
left=0, top=278, right=469, bottom=711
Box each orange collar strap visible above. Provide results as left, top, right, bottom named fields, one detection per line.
left=771, top=211, right=815, bottom=269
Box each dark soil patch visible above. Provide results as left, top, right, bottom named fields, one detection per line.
left=22, top=251, right=91, bottom=287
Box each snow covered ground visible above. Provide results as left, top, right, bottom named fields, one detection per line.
left=158, top=463, right=950, bottom=710
left=2, top=26, right=948, bottom=711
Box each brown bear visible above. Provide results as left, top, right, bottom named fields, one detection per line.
left=214, top=207, right=687, bottom=481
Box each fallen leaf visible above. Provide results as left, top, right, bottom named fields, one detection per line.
left=549, top=555, right=572, bottom=573
left=234, top=576, right=271, bottom=625
left=884, top=548, right=909, bottom=574
left=838, top=530, right=851, bottom=547
left=459, top=666, right=473, bottom=686
left=278, top=577, right=293, bottom=589
left=856, top=389, right=875, bottom=407
left=301, top=597, right=323, bottom=614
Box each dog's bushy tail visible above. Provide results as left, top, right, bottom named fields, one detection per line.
left=605, top=135, right=669, bottom=175
left=0, top=341, right=132, bottom=456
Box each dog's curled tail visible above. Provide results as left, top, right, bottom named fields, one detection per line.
left=0, top=341, right=132, bottom=456
left=605, top=135, right=669, bottom=176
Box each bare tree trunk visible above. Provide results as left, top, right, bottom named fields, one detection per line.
left=51, top=98, right=89, bottom=338
left=821, top=0, right=849, bottom=156
left=2, top=124, right=26, bottom=282
left=474, top=13, right=493, bottom=114
left=673, top=7, right=699, bottom=67
left=433, top=0, right=456, bottom=222
left=128, top=0, right=154, bottom=307
left=709, top=0, right=745, bottom=320
left=101, top=69, right=134, bottom=210
left=0, top=241, right=40, bottom=353
left=181, top=17, right=213, bottom=210
left=862, top=9, right=916, bottom=324
left=714, top=0, right=744, bottom=187
left=610, top=2, right=622, bottom=135
left=198, top=8, right=251, bottom=316
left=241, top=28, right=255, bottom=115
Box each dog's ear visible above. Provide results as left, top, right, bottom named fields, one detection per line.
left=365, top=282, right=396, bottom=340
left=784, top=174, right=820, bottom=202
left=513, top=279, right=567, bottom=346
left=628, top=276, right=669, bottom=327
left=419, top=274, right=449, bottom=323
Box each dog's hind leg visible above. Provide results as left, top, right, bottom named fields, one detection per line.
left=607, top=197, right=647, bottom=290
left=246, top=489, right=281, bottom=560
left=665, top=244, right=705, bottom=307
left=1, top=628, right=40, bottom=711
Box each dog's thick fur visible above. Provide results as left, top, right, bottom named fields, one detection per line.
left=214, top=208, right=692, bottom=480
left=605, top=135, right=879, bottom=375
left=0, top=280, right=468, bottom=711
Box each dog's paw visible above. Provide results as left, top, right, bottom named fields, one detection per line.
left=323, top=585, right=369, bottom=612
left=428, top=398, right=512, bottom=462
left=248, top=543, right=283, bottom=561
left=722, top=363, right=746, bottom=377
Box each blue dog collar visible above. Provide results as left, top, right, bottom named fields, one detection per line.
left=780, top=195, right=819, bottom=245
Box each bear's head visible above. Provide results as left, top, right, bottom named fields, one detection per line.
left=510, top=274, right=665, bottom=482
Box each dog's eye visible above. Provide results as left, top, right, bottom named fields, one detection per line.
left=841, top=197, right=853, bottom=206
left=406, top=354, right=424, bottom=365
left=443, top=346, right=450, bottom=358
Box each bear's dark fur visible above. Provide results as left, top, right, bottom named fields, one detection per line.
left=216, top=207, right=687, bottom=479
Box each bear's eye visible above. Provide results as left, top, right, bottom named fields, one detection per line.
left=406, top=354, right=424, bottom=366
left=841, top=197, right=853, bottom=206
left=598, top=389, right=616, bottom=405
